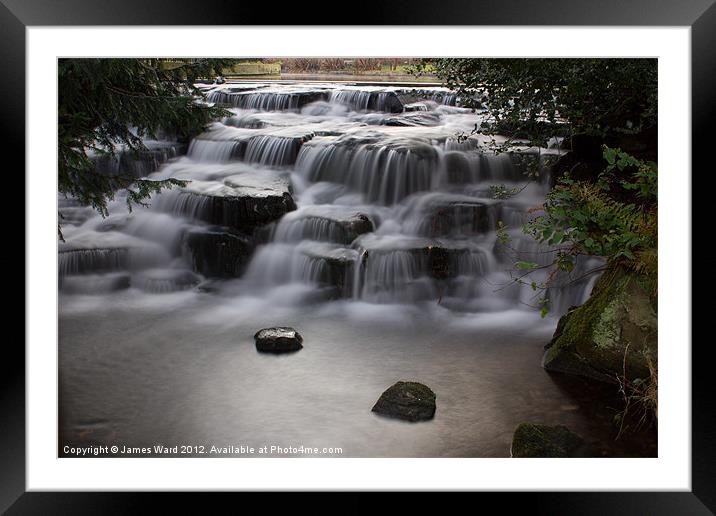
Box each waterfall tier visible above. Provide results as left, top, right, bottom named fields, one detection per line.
left=59, top=82, right=594, bottom=317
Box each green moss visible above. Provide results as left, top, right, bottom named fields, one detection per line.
left=592, top=295, right=624, bottom=350
left=544, top=263, right=657, bottom=382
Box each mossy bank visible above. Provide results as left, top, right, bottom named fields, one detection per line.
left=544, top=264, right=657, bottom=385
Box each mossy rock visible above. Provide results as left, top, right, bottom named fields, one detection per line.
left=511, top=423, right=590, bottom=458
left=254, top=327, right=303, bottom=354
left=543, top=264, right=657, bottom=383
left=371, top=381, right=436, bottom=422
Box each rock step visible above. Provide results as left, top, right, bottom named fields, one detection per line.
left=188, top=132, right=313, bottom=167
left=299, top=244, right=359, bottom=295
left=355, top=235, right=490, bottom=281
left=183, top=227, right=254, bottom=278
left=207, top=89, right=329, bottom=110
left=273, top=206, right=375, bottom=245
left=154, top=172, right=296, bottom=231
left=401, top=193, right=499, bottom=237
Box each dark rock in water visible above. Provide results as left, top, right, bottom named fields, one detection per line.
left=371, top=381, right=436, bottom=422
left=184, top=227, right=254, bottom=278
left=511, top=423, right=590, bottom=457
left=543, top=265, right=657, bottom=384
left=254, top=327, right=304, bottom=354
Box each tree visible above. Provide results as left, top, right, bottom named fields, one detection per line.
left=58, top=58, right=234, bottom=233
left=415, top=58, right=657, bottom=152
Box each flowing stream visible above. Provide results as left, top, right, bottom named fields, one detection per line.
left=58, top=82, right=654, bottom=457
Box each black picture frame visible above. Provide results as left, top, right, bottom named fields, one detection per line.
left=3, top=1, right=710, bottom=513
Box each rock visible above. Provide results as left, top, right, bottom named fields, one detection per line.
left=276, top=206, right=375, bottom=245
left=510, top=423, right=590, bottom=458
left=371, top=381, right=436, bottom=422
left=300, top=243, right=359, bottom=295
left=544, top=305, right=579, bottom=350
left=169, top=172, right=297, bottom=231
left=543, top=265, right=657, bottom=383
left=254, top=327, right=303, bottom=354
left=183, top=227, right=254, bottom=278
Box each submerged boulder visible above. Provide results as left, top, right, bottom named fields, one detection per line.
left=510, top=423, right=589, bottom=458
left=254, top=327, right=303, bottom=354
left=371, top=381, right=436, bottom=422
left=543, top=265, right=657, bottom=384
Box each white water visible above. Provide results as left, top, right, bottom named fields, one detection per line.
left=58, top=82, right=624, bottom=458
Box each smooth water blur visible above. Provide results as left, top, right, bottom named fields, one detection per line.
left=57, top=82, right=645, bottom=458
left=59, top=291, right=654, bottom=457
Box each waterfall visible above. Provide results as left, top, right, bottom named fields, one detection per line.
left=296, top=137, right=439, bottom=205
left=59, top=81, right=595, bottom=318
left=328, top=89, right=404, bottom=113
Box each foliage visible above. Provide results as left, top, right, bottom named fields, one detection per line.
left=615, top=353, right=658, bottom=437
left=412, top=58, right=657, bottom=148
left=524, top=146, right=657, bottom=289
left=58, top=58, right=234, bottom=226
left=277, top=58, right=421, bottom=75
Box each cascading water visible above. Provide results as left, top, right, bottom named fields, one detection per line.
left=58, top=81, right=651, bottom=460
left=59, top=81, right=599, bottom=316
